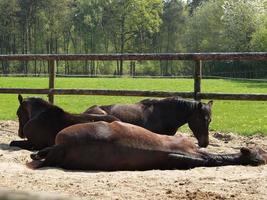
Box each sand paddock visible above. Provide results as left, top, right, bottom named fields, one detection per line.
left=0, top=120, right=267, bottom=200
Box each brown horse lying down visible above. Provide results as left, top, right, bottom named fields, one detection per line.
left=10, top=95, right=119, bottom=150
left=84, top=97, right=213, bottom=148
left=28, top=121, right=267, bottom=170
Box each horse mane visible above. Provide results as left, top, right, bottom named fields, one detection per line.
left=24, top=97, right=64, bottom=113
left=140, top=97, right=199, bottom=110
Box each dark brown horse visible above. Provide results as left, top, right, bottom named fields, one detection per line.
left=28, top=121, right=267, bottom=170
left=84, top=97, right=213, bottom=147
left=10, top=94, right=119, bottom=150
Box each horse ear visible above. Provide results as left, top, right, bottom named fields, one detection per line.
left=208, top=100, right=213, bottom=107
left=18, top=94, right=23, bottom=104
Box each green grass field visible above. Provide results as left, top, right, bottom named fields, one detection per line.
left=0, top=77, right=266, bottom=135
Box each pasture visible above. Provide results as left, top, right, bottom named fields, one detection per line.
left=0, top=77, right=267, bottom=199
left=0, top=77, right=266, bottom=135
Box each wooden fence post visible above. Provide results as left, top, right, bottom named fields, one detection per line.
left=194, top=60, right=202, bottom=100
left=48, top=60, right=56, bottom=103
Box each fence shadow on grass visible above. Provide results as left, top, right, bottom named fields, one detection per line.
left=227, top=79, right=267, bottom=90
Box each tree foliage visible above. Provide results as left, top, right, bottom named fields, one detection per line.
left=0, top=0, right=266, bottom=77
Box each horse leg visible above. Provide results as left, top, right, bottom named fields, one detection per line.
left=9, top=140, right=33, bottom=150
left=198, top=147, right=266, bottom=167
left=30, top=146, right=54, bottom=160
left=167, top=153, right=211, bottom=169
left=27, top=144, right=66, bottom=169
left=167, top=147, right=266, bottom=169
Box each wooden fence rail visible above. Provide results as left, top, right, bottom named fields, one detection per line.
left=0, top=53, right=267, bottom=61
left=0, top=53, right=267, bottom=103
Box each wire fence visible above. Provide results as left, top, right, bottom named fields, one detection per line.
left=1, top=73, right=267, bottom=82
left=0, top=53, right=267, bottom=102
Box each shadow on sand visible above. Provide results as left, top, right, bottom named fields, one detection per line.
left=0, top=143, right=31, bottom=152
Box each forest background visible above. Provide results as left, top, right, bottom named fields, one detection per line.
left=0, top=0, right=266, bottom=77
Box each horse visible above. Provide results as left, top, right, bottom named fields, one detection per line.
left=84, top=97, right=213, bottom=147
left=28, top=121, right=267, bottom=170
left=9, top=94, right=119, bottom=150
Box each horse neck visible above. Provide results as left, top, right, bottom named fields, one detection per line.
left=66, top=113, right=93, bottom=124
left=30, top=105, right=51, bottom=119
left=173, top=101, right=197, bottom=126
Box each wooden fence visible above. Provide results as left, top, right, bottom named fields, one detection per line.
left=0, top=53, right=267, bottom=103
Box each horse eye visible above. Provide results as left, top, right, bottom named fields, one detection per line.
left=204, top=116, right=211, bottom=123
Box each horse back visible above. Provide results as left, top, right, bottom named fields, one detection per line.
left=97, top=104, right=145, bottom=126
left=55, top=121, right=189, bottom=153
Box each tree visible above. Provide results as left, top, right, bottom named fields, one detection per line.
left=251, top=27, right=267, bottom=52
left=221, top=0, right=259, bottom=52
left=0, top=0, right=20, bottom=74
left=102, top=0, right=163, bottom=75
left=250, top=0, right=267, bottom=51
left=158, top=0, right=186, bottom=76
left=183, top=0, right=225, bottom=52
left=187, top=0, right=208, bottom=15
left=38, top=0, right=72, bottom=54
left=72, top=0, right=106, bottom=75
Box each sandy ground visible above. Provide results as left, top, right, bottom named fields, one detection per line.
left=0, top=120, right=267, bottom=200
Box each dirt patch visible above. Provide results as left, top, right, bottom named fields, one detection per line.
left=0, top=120, right=267, bottom=200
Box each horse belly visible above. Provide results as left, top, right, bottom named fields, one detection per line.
left=60, top=142, right=168, bottom=171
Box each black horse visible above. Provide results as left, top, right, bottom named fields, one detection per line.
left=84, top=97, right=213, bottom=147
left=10, top=94, right=119, bottom=150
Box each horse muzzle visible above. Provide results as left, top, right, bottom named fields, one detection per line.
left=198, top=140, right=209, bottom=148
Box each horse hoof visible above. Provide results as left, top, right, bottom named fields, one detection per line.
left=240, top=147, right=251, bottom=155
left=240, top=147, right=265, bottom=166
left=30, top=153, right=41, bottom=160
left=9, top=141, right=16, bottom=146
left=26, top=160, right=43, bottom=169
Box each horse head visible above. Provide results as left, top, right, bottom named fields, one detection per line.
left=17, top=94, right=31, bottom=138
left=16, top=94, right=51, bottom=138
left=188, top=100, right=213, bottom=148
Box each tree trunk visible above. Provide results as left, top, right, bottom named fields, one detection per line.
left=119, top=16, right=126, bottom=76
left=0, top=38, right=4, bottom=74
left=116, top=60, right=120, bottom=76
left=133, top=62, right=136, bottom=77
left=34, top=20, right=37, bottom=75
left=90, top=61, right=95, bottom=76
